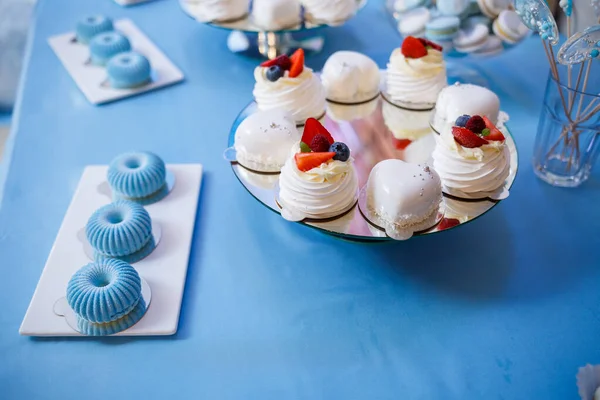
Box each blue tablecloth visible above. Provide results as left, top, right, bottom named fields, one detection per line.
left=1, top=1, right=599, bottom=399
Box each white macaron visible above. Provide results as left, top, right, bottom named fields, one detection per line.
left=476, top=0, right=511, bottom=19
left=398, top=7, right=431, bottom=37
left=493, top=10, right=529, bottom=44
left=453, top=24, right=489, bottom=53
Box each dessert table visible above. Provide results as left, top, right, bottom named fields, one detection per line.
left=1, top=0, right=599, bottom=399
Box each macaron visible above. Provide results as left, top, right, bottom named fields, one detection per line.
left=425, top=16, right=461, bottom=42
left=493, top=10, right=529, bottom=44
left=476, top=0, right=511, bottom=19
left=472, top=35, right=504, bottom=56
left=453, top=24, right=489, bottom=53
left=437, top=0, right=470, bottom=16
left=393, top=0, right=430, bottom=13
left=398, top=7, right=431, bottom=37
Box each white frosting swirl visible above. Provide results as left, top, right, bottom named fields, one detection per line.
left=185, top=0, right=249, bottom=22
left=301, top=0, right=357, bottom=25
left=278, top=145, right=358, bottom=219
left=432, top=124, right=510, bottom=194
left=253, top=66, right=326, bottom=124
left=386, top=48, right=447, bottom=107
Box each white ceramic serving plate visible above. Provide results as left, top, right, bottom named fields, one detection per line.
left=19, top=164, right=203, bottom=336
left=48, top=19, right=184, bottom=105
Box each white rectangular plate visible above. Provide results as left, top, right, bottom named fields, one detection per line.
left=48, top=19, right=184, bottom=105
left=19, top=164, right=203, bottom=336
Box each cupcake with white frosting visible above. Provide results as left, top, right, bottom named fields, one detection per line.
left=385, top=36, right=447, bottom=110
left=301, top=0, right=357, bottom=25
left=278, top=118, right=358, bottom=221
left=253, top=49, right=326, bottom=124
left=186, top=0, right=249, bottom=23
left=432, top=114, right=510, bottom=199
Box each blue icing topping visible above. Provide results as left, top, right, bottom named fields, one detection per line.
left=90, top=32, right=131, bottom=66
left=66, top=259, right=142, bottom=324
left=76, top=15, right=113, bottom=45
left=77, top=298, right=147, bottom=336
left=106, top=52, right=151, bottom=89
left=86, top=200, right=152, bottom=257
left=107, top=151, right=166, bottom=199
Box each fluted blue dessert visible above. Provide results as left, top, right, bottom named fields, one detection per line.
left=77, top=298, right=147, bottom=336
left=106, top=52, right=151, bottom=89
left=66, top=259, right=142, bottom=324
left=89, top=32, right=131, bottom=66
left=107, top=151, right=166, bottom=199
left=86, top=200, right=152, bottom=258
left=76, top=15, right=114, bottom=44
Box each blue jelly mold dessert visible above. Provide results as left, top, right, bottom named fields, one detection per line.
left=76, top=15, right=114, bottom=44
left=86, top=200, right=153, bottom=258
left=107, top=151, right=167, bottom=200
left=89, top=32, right=131, bottom=66
left=106, top=52, right=151, bottom=89
left=66, top=259, right=142, bottom=324
left=76, top=298, right=146, bottom=336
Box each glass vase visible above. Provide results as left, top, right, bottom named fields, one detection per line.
left=533, top=70, right=600, bottom=187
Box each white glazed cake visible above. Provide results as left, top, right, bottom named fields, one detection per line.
left=253, top=49, right=326, bottom=124
left=188, top=0, right=249, bottom=22
left=301, top=0, right=357, bottom=25
left=386, top=36, right=447, bottom=110
left=234, top=109, right=300, bottom=172
left=252, top=0, right=301, bottom=31
left=321, top=51, right=380, bottom=104
left=432, top=114, right=510, bottom=197
left=365, top=159, right=442, bottom=239
left=431, top=82, right=500, bottom=133
left=278, top=118, right=358, bottom=221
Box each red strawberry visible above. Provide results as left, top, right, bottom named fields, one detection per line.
left=418, top=38, right=443, bottom=51
left=288, top=48, right=304, bottom=78
left=392, top=138, right=412, bottom=150
left=401, top=36, right=427, bottom=58
left=482, top=116, right=505, bottom=141
left=295, top=152, right=335, bottom=172
left=260, top=55, right=292, bottom=70
left=465, top=115, right=486, bottom=133
left=301, top=118, right=334, bottom=146
left=438, top=218, right=460, bottom=231
left=310, top=134, right=331, bottom=152
left=452, top=126, right=489, bottom=148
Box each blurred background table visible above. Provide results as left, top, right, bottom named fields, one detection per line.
left=0, top=0, right=599, bottom=399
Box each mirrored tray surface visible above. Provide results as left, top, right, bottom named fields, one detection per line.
left=228, top=96, right=518, bottom=241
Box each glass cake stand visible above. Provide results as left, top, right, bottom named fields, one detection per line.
left=179, top=0, right=367, bottom=58
left=226, top=91, right=518, bottom=242
left=384, top=0, right=531, bottom=86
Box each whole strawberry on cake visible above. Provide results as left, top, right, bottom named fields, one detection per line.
left=432, top=114, right=510, bottom=198
left=385, top=36, right=447, bottom=110
left=253, top=49, right=326, bottom=124
left=278, top=118, right=358, bottom=221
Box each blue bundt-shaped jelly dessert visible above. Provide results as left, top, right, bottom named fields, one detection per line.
left=77, top=298, right=147, bottom=336
left=66, top=259, right=142, bottom=324
left=107, top=151, right=166, bottom=199
left=90, top=32, right=131, bottom=66
left=106, top=52, right=151, bottom=89
left=76, top=15, right=114, bottom=44
left=86, top=200, right=152, bottom=258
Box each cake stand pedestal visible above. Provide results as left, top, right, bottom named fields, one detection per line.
left=179, top=0, right=366, bottom=59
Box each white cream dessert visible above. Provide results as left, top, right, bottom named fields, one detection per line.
left=364, top=159, right=442, bottom=239
left=233, top=109, right=300, bottom=172
left=432, top=114, right=510, bottom=197
left=278, top=118, right=358, bottom=220
left=253, top=49, right=326, bottom=124
left=431, top=82, right=500, bottom=133
left=252, top=0, right=301, bottom=31
left=321, top=51, right=380, bottom=104
left=386, top=36, right=447, bottom=109
left=301, top=0, right=357, bottom=25
left=188, top=0, right=249, bottom=22
left=382, top=100, right=431, bottom=146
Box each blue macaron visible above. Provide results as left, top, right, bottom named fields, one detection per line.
left=425, top=16, right=461, bottom=41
